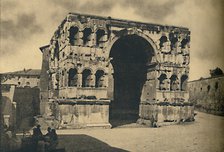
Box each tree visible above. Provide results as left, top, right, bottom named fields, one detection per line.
left=209, top=67, right=223, bottom=77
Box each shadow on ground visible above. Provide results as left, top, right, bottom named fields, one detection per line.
left=57, top=134, right=128, bottom=152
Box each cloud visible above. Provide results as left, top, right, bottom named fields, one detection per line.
left=1, top=13, right=43, bottom=41
left=165, top=0, right=224, bottom=79
left=122, top=0, right=184, bottom=21
left=1, top=0, right=16, bottom=10
left=50, top=0, right=115, bottom=12
left=1, top=13, right=44, bottom=56
left=79, top=0, right=115, bottom=14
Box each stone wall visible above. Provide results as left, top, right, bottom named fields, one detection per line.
left=13, top=87, right=40, bottom=130
left=1, top=85, right=40, bottom=130
left=1, top=85, right=16, bottom=128
left=139, top=103, right=194, bottom=126
left=57, top=100, right=110, bottom=128
left=188, top=76, right=224, bottom=115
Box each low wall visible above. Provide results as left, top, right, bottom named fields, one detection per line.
left=57, top=99, right=111, bottom=128
left=138, top=103, right=194, bottom=127
left=13, top=87, right=40, bottom=130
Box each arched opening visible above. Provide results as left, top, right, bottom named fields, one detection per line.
left=69, top=26, right=79, bottom=46
left=25, top=82, right=30, bottom=88
left=170, top=75, right=179, bottom=91
left=170, top=36, right=178, bottom=50
left=180, top=75, right=188, bottom=91
left=95, top=70, right=105, bottom=88
left=169, top=33, right=175, bottom=49
left=96, top=29, right=105, bottom=46
left=159, top=35, right=168, bottom=48
left=68, top=68, right=78, bottom=87
left=109, top=34, right=154, bottom=126
left=82, top=69, right=91, bottom=87
left=83, top=28, right=92, bottom=45
left=158, top=74, right=168, bottom=90
left=181, top=38, right=189, bottom=49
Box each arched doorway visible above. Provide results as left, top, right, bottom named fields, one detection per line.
left=109, top=34, right=155, bottom=126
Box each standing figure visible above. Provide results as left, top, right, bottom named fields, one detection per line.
left=44, top=127, right=52, bottom=151
left=48, top=129, right=59, bottom=151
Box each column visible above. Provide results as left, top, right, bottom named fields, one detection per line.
left=90, top=74, right=95, bottom=87
left=103, top=74, right=108, bottom=87
left=64, top=71, right=68, bottom=87
left=77, top=73, right=82, bottom=87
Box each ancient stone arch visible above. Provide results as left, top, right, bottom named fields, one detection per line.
left=104, top=29, right=158, bottom=58
left=39, top=13, right=194, bottom=128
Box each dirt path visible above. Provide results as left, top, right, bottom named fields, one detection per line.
left=54, top=112, right=224, bottom=152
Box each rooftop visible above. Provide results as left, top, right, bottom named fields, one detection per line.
left=1, top=69, right=41, bottom=76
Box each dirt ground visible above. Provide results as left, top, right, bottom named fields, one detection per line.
left=52, top=112, right=224, bottom=152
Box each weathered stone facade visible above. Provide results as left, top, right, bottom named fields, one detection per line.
left=188, top=75, right=224, bottom=115
left=40, top=13, right=194, bottom=128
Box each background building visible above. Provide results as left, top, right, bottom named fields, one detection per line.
left=1, top=69, right=41, bottom=88
left=0, top=69, right=41, bottom=130
left=188, top=68, right=224, bottom=115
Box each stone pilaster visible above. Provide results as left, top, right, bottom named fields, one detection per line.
left=77, top=73, right=82, bottom=87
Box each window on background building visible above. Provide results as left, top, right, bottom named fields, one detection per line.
left=26, top=82, right=30, bottom=87
left=207, top=85, right=211, bottom=92
left=215, top=82, right=219, bottom=91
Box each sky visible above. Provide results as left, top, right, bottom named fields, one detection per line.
left=0, top=0, right=224, bottom=80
